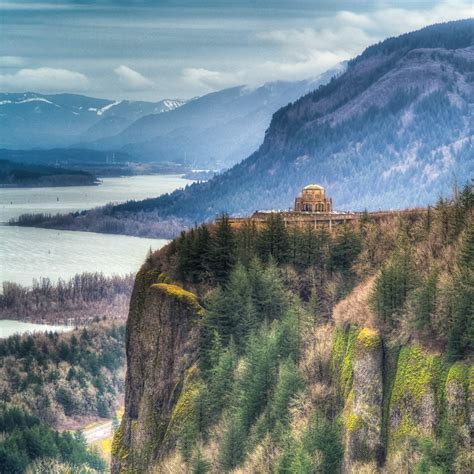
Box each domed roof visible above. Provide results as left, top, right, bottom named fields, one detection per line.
left=303, top=184, right=324, bottom=191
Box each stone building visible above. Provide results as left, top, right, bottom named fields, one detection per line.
left=224, top=184, right=421, bottom=231
left=294, top=184, right=332, bottom=212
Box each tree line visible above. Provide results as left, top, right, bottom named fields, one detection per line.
left=1, top=272, right=134, bottom=324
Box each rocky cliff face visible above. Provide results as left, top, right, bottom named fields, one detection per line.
left=330, top=326, right=473, bottom=473
left=342, top=328, right=383, bottom=472
left=111, top=273, right=202, bottom=473
left=113, top=276, right=472, bottom=473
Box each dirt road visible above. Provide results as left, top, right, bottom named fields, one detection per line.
left=83, top=419, right=114, bottom=444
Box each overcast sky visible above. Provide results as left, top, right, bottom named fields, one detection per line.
left=0, top=0, right=472, bottom=101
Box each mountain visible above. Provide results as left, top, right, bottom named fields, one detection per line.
left=0, top=92, right=185, bottom=149
left=88, top=68, right=344, bottom=169
left=112, top=19, right=473, bottom=222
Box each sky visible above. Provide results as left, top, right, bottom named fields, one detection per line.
left=0, top=0, right=472, bottom=101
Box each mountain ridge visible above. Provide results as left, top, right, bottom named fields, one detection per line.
left=110, top=19, right=473, bottom=222
left=86, top=69, right=344, bottom=169
left=0, top=92, right=185, bottom=149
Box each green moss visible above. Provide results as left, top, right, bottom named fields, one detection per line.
left=355, top=328, right=381, bottom=352
left=346, top=411, right=364, bottom=433
left=391, top=346, right=440, bottom=405
left=388, top=345, right=447, bottom=449
left=151, top=283, right=201, bottom=310
left=331, top=325, right=359, bottom=400
left=164, top=366, right=203, bottom=442
left=446, top=362, right=469, bottom=388
left=444, top=361, right=472, bottom=426
left=158, top=272, right=172, bottom=283
left=330, top=327, right=347, bottom=375
left=111, top=418, right=129, bottom=461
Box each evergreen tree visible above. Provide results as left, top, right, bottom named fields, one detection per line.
left=258, top=214, right=289, bottom=264
left=254, top=258, right=288, bottom=323
left=413, top=269, right=438, bottom=331
left=219, top=415, right=246, bottom=470
left=269, top=358, right=304, bottom=428
left=236, top=220, right=258, bottom=266
left=371, top=238, right=416, bottom=326
left=330, top=224, right=362, bottom=273
left=225, top=262, right=257, bottom=344
left=210, top=214, right=236, bottom=283
left=447, top=220, right=474, bottom=361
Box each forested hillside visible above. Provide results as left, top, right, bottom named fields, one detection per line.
left=113, top=184, right=473, bottom=473
left=111, top=19, right=473, bottom=222
left=0, top=159, right=98, bottom=187
left=0, top=323, right=126, bottom=472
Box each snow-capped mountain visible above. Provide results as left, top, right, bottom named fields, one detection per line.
left=0, top=92, right=185, bottom=148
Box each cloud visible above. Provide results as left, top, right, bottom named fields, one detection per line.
left=0, top=56, right=26, bottom=67
left=181, top=68, right=242, bottom=91
left=0, top=67, right=90, bottom=92
left=0, top=2, right=77, bottom=10
left=181, top=0, right=473, bottom=92
left=114, top=65, right=155, bottom=91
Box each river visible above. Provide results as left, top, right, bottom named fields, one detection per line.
left=0, top=175, right=190, bottom=287
left=0, top=319, right=73, bottom=338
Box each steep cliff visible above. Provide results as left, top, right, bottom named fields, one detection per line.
left=113, top=189, right=473, bottom=472
left=111, top=274, right=203, bottom=473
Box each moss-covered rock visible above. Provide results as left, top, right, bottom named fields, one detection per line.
left=111, top=279, right=203, bottom=473
left=387, top=345, right=446, bottom=454
left=151, top=283, right=201, bottom=311
left=342, top=328, right=383, bottom=472
left=331, top=325, right=359, bottom=401
left=445, top=362, right=470, bottom=426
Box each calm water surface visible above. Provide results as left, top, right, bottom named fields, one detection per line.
left=0, top=175, right=189, bottom=222
left=0, top=175, right=190, bottom=287
left=0, top=319, right=72, bottom=338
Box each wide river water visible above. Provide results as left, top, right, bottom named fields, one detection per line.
left=0, top=175, right=190, bottom=288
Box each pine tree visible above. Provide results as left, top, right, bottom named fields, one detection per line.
left=210, top=214, right=236, bottom=283
left=447, top=220, right=474, bottom=360
left=236, top=220, right=258, bottom=266
left=225, top=262, right=257, bottom=345
left=219, top=415, right=246, bottom=470
left=371, top=238, right=416, bottom=326
left=269, top=358, right=304, bottom=428
left=255, top=258, right=288, bottom=323
left=258, top=214, right=289, bottom=264
left=413, top=269, right=438, bottom=331
left=330, top=225, right=362, bottom=273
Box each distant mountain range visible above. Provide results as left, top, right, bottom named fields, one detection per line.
left=0, top=92, right=185, bottom=149
left=111, top=19, right=473, bottom=221
left=86, top=68, right=344, bottom=169
left=0, top=68, right=343, bottom=170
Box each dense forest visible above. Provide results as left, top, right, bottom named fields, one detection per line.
left=0, top=322, right=126, bottom=472
left=114, top=183, right=473, bottom=473
left=0, top=323, right=126, bottom=428
left=0, top=159, right=98, bottom=187
left=0, top=407, right=106, bottom=473
left=0, top=272, right=134, bottom=324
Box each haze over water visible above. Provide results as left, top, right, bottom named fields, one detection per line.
left=0, top=175, right=190, bottom=287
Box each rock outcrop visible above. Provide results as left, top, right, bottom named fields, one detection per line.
left=111, top=275, right=202, bottom=473
left=342, top=328, right=383, bottom=472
